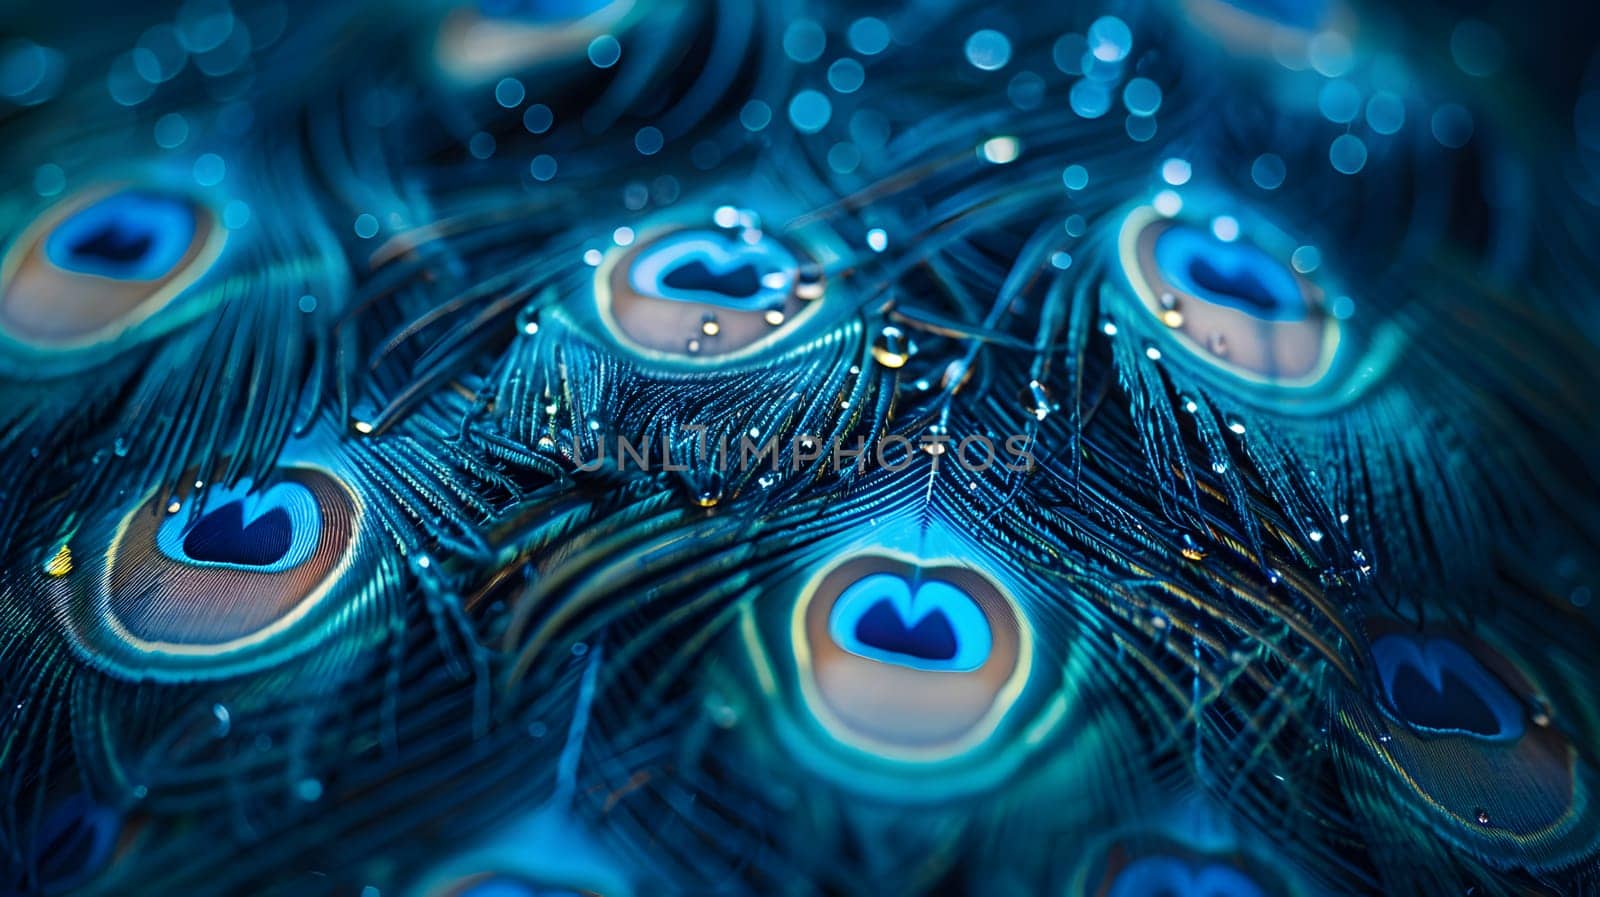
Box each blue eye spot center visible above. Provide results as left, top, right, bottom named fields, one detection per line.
left=828, top=573, right=992, bottom=672
left=1185, top=256, right=1280, bottom=316
left=1371, top=635, right=1525, bottom=741
left=660, top=257, right=764, bottom=300
left=1154, top=224, right=1305, bottom=321
left=45, top=190, right=198, bottom=282
left=156, top=478, right=322, bottom=574
left=182, top=502, right=292, bottom=567
left=69, top=224, right=153, bottom=267
left=629, top=230, right=798, bottom=311
left=854, top=598, right=959, bottom=662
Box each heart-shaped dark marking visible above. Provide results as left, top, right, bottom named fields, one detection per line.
left=1388, top=661, right=1504, bottom=737
left=1372, top=635, right=1524, bottom=740
left=182, top=502, right=293, bottom=567
left=854, top=600, right=960, bottom=662
left=660, top=258, right=764, bottom=300
left=1149, top=223, right=1307, bottom=323
left=44, top=190, right=200, bottom=282
left=1186, top=256, right=1285, bottom=316
left=69, top=223, right=155, bottom=267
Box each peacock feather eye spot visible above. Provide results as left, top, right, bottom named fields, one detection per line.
left=656, top=253, right=767, bottom=303
left=1155, top=228, right=1303, bottom=320
left=1370, top=634, right=1525, bottom=741
left=636, top=230, right=795, bottom=309
left=57, top=463, right=364, bottom=679
left=1342, top=622, right=1593, bottom=856
left=1105, top=855, right=1270, bottom=897
left=827, top=573, right=993, bottom=672
left=598, top=218, right=824, bottom=360
left=1, top=185, right=222, bottom=351
left=1117, top=205, right=1341, bottom=388
left=794, top=555, right=1027, bottom=758
left=110, top=472, right=351, bottom=647
left=155, top=479, right=322, bottom=574
left=43, top=191, right=197, bottom=281
left=180, top=503, right=292, bottom=566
